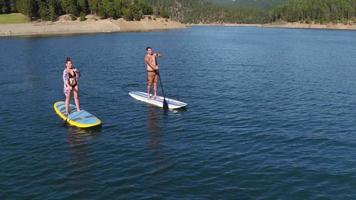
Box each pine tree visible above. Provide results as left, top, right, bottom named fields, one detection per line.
left=124, top=3, right=142, bottom=21
left=48, top=0, right=59, bottom=21
left=9, top=0, right=16, bottom=12
left=78, top=0, right=87, bottom=13
left=38, top=0, right=48, bottom=20
left=88, top=0, right=98, bottom=14
left=103, top=0, right=115, bottom=18
left=113, top=0, right=128, bottom=17
left=60, top=0, right=70, bottom=13
left=97, top=0, right=105, bottom=18
left=0, top=0, right=8, bottom=13
left=68, top=0, right=78, bottom=15
left=137, top=0, right=152, bottom=15
left=16, top=0, right=37, bottom=18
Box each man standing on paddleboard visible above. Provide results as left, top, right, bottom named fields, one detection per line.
left=63, top=57, right=80, bottom=115
left=145, top=47, right=161, bottom=98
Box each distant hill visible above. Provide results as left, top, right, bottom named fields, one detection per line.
left=270, top=0, right=356, bottom=23
left=149, top=0, right=270, bottom=23
left=209, top=0, right=288, bottom=9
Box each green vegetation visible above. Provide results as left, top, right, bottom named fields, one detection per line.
left=79, top=11, right=86, bottom=21
left=270, top=0, right=356, bottom=23
left=211, top=0, right=286, bottom=9
left=0, top=0, right=153, bottom=21
left=150, top=0, right=270, bottom=23
left=155, top=0, right=356, bottom=24
left=0, top=0, right=355, bottom=24
left=0, top=13, right=29, bottom=23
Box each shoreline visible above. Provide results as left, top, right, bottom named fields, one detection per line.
left=2, top=19, right=356, bottom=37
left=192, top=22, right=356, bottom=31
left=191, top=23, right=262, bottom=27
left=0, top=16, right=187, bottom=37
left=263, top=22, right=356, bottom=31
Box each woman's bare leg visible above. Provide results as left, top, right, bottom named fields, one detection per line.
left=65, top=93, right=71, bottom=115
left=73, top=86, right=80, bottom=111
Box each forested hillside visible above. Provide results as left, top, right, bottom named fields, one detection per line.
left=0, top=0, right=155, bottom=21
left=150, top=0, right=270, bottom=23
left=270, top=0, right=356, bottom=23
left=0, top=0, right=355, bottom=23
left=210, top=0, right=287, bottom=9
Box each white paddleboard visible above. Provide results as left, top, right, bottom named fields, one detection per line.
left=129, top=91, right=187, bottom=110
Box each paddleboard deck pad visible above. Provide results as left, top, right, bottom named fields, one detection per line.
left=54, top=101, right=102, bottom=128
left=129, top=91, right=187, bottom=110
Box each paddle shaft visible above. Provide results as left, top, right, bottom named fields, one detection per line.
left=155, top=56, right=169, bottom=110
left=157, top=72, right=166, bottom=97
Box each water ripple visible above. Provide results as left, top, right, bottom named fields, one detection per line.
left=1, top=27, right=356, bottom=199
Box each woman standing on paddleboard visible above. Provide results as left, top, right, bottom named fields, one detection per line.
left=63, top=57, right=80, bottom=115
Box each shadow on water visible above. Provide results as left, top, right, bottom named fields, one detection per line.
left=174, top=107, right=188, bottom=112
left=66, top=125, right=102, bottom=140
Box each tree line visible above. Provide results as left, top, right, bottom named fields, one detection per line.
left=0, top=0, right=271, bottom=23
left=151, top=0, right=356, bottom=23
left=183, top=4, right=269, bottom=24
left=270, top=0, right=356, bottom=23
left=150, top=0, right=270, bottom=24
left=1, top=0, right=356, bottom=23
left=0, top=0, right=162, bottom=21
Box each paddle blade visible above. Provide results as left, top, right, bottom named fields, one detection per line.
left=163, top=98, right=169, bottom=110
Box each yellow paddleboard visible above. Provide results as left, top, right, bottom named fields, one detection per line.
left=54, top=101, right=102, bottom=128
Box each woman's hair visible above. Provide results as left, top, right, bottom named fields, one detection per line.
left=65, top=57, right=72, bottom=63
left=65, top=57, right=72, bottom=68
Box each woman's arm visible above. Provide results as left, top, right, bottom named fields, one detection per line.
left=63, top=70, right=71, bottom=88
left=74, top=68, right=80, bottom=79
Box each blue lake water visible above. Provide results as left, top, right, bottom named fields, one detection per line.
left=1, top=26, right=356, bottom=199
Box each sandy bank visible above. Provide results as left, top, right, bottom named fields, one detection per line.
left=263, top=22, right=356, bottom=31
left=192, top=22, right=356, bottom=31
left=0, top=16, right=186, bottom=37
left=191, top=23, right=262, bottom=27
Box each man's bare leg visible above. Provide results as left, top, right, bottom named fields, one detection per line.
left=153, top=82, right=157, bottom=97
left=147, top=83, right=151, bottom=99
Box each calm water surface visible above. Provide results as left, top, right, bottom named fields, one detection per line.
left=1, top=27, right=356, bottom=199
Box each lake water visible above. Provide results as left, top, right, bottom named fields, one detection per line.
left=1, top=26, right=356, bottom=199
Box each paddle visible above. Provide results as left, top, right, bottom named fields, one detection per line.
left=155, top=55, right=169, bottom=110
left=157, top=70, right=169, bottom=110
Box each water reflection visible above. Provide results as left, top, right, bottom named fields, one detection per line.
left=146, top=106, right=160, bottom=149
left=66, top=126, right=101, bottom=191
